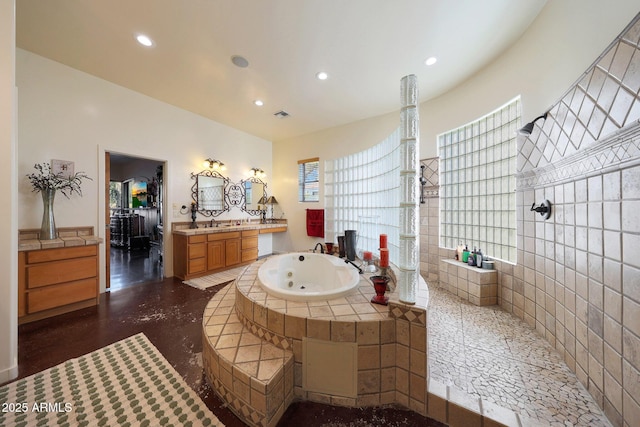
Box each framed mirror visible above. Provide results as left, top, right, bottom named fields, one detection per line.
left=191, top=170, right=230, bottom=216
left=241, top=177, right=267, bottom=215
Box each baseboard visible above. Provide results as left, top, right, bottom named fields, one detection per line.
left=0, top=364, right=18, bottom=386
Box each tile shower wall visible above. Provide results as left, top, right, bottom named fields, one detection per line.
left=420, top=14, right=640, bottom=427
left=419, top=158, right=440, bottom=285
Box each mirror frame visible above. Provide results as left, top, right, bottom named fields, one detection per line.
left=190, top=169, right=230, bottom=217
left=240, top=177, right=268, bottom=216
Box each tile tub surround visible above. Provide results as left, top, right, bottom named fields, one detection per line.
left=439, top=259, right=498, bottom=306
left=203, top=257, right=536, bottom=427
left=202, top=258, right=432, bottom=426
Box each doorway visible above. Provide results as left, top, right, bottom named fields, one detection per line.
left=106, top=153, right=165, bottom=291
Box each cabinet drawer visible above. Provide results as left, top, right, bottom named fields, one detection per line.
left=242, top=229, right=259, bottom=237
left=188, top=235, right=206, bottom=244
left=27, top=245, right=97, bottom=263
left=242, top=237, right=258, bottom=250
left=188, top=257, right=207, bottom=274
left=208, top=231, right=241, bottom=241
left=27, top=257, right=97, bottom=289
left=260, top=227, right=287, bottom=234
left=27, top=278, right=97, bottom=314
left=188, top=243, right=206, bottom=259
left=242, top=248, right=258, bottom=262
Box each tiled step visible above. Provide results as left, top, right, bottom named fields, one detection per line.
left=202, top=283, right=294, bottom=427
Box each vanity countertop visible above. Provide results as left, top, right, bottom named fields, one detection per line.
left=172, top=222, right=287, bottom=236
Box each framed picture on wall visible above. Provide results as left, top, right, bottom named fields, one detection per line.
left=51, top=159, right=75, bottom=179
left=131, top=181, right=148, bottom=208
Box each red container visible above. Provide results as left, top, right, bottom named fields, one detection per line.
left=370, top=275, right=389, bottom=305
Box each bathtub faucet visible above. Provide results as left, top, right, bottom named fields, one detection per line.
left=345, top=259, right=363, bottom=274
left=313, top=243, right=324, bottom=254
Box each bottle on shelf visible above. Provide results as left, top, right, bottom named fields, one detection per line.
left=468, top=247, right=477, bottom=266
left=476, top=248, right=484, bottom=268
left=455, top=242, right=463, bottom=260
left=462, top=244, right=470, bottom=263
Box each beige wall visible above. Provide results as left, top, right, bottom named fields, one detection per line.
left=0, top=0, right=18, bottom=383
left=16, top=50, right=273, bottom=287
left=272, top=0, right=639, bottom=254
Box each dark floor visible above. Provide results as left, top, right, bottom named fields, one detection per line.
left=11, top=248, right=444, bottom=427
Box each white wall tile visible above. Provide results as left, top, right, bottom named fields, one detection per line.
left=604, top=230, right=622, bottom=262
left=588, top=175, right=603, bottom=202
left=623, top=232, right=640, bottom=269
left=621, top=200, right=640, bottom=233
left=603, top=202, right=621, bottom=231
left=603, top=171, right=621, bottom=201
left=622, top=166, right=640, bottom=199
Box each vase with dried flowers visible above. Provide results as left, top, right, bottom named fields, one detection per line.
left=26, top=162, right=92, bottom=240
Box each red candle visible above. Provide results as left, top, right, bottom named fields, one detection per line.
left=380, top=234, right=388, bottom=249
left=379, top=248, right=389, bottom=267
left=363, top=251, right=372, bottom=261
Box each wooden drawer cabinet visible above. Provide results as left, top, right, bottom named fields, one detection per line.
left=173, top=229, right=261, bottom=280
left=241, top=230, right=259, bottom=263
left=19, top=245, right=100, bottom=324
left=187, top=240, right=206, bottom=275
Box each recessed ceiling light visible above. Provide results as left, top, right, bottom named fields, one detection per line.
left=425, top=57, right=437, bottom=66
left=135, top=34, right=154, bottom=47
left=231, top=55, right=249, bottom=68
left=254, top=100, right=264, bottom=107
left=316, top=71, right=328, bottom=80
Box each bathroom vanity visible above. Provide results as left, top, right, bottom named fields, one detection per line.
left=18, top=227, right=103, bottom=324
left=172, top=222, right=287, bottom=280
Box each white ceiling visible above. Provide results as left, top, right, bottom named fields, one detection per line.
left=16, top=0, right=547, bottom=141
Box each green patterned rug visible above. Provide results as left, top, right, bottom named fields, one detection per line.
left=0, top=333, right=223, bottom=427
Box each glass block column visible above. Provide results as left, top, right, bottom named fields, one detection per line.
left=398, top=74, right=419, bottom=304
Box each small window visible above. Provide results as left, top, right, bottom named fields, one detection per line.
left=298, top=157, right=320, bottom=202
left=109, top=181, right=122, bottom=209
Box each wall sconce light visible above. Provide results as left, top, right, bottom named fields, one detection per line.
left=249, top=167, right=266, bottom=178
left=203, top=158, right=226, bottom=170
left=518, top=112, right=548, bottom=136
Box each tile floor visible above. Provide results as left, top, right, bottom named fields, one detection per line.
left=427, top=284, right=612, bottom=426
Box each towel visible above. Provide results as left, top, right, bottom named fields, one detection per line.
left=306, top=209, right=324, bottom=237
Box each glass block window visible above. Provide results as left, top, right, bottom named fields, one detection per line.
left=324, top=129, right=401, bottom=264
left=438, top=97, right=520, bottom=263
left=298, top=157, right=320, bottom=202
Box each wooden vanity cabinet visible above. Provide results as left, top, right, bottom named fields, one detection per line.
left=206, top=231, right=240, bottom=269
left=18, top=244, right=100, bottom=324
left=174, top=230, right=259, bottom=280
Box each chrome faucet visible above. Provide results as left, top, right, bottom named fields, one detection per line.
left=313, top=243, right=324, bottom=254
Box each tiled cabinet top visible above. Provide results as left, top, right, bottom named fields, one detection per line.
left=19, top=226, right=103, bottom=251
